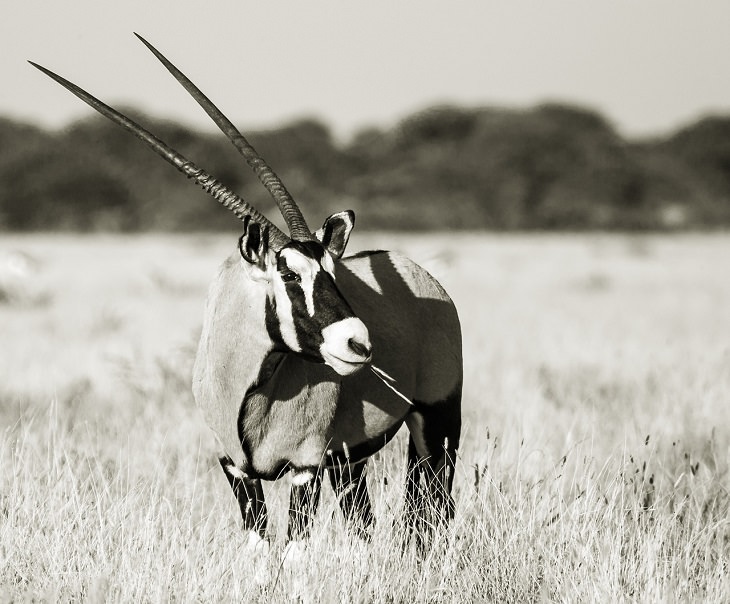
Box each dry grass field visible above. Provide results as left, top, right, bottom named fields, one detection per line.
left=1, top=232, right=729, bottom=602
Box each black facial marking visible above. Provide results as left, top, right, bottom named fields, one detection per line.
left=276, top=255, right=301, bottom=284
left=269, top=240, right=358, bottom=359
left=296, top=241, right=327, bottom=263
left=287, top=264, right=356, bottom=355
left=276, top=255, right=290, bottom=273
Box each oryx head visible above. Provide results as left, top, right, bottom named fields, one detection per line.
left=239, top=210, right=371, bottom=376
left=30, top=34, right=372, bottom=376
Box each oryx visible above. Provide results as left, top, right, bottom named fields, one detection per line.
left=30, top=35, right=462, bottom=550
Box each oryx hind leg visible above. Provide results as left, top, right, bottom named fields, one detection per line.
left=328, top=459, right=374, bottom=539
left=404, top=391, right=461, bottom=546
left=219, top=456, right=267, bottom=538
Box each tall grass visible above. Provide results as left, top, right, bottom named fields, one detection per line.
left=1, top=233, right=729, bottom=602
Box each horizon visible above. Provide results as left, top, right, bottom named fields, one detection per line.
left=3, top=2, right=729, bottom=142
left=2, top=97, right=724, bottom=146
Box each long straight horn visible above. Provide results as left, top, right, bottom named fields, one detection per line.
left=28, top=60, right=290, bottom=251
left=134, top=33, right=314, bottom=242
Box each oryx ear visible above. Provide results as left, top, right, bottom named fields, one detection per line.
left=315, top=210, right=355, bottom=260
left=238, top=219, right=269, bottom=270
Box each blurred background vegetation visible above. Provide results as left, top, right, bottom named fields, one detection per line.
left=1, top=102, right=728, bottom=232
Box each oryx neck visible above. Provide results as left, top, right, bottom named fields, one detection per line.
left=191, top=252, right=276, bottom=467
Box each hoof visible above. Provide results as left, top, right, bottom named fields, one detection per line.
left=282, top=539, right=307, bottom=569
left=241, top=531, right=270, bottom=585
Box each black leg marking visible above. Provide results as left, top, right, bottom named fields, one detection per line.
left=328, top=459, right=374, bottom=540
left=404, top=390, right=461, bottom=550
left=219, top=456, right=267, bottom=537
left=287, top=471, right=323, bottom=541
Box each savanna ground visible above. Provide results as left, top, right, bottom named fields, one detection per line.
left=1, top=232, right=729, bottom=602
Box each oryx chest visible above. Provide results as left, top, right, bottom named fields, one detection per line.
left=239, top=355, right=409, bottom=478
left=239, top=356, right=339, bottom=478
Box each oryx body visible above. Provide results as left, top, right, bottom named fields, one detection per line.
left=32, top=35, right=462, bottom=548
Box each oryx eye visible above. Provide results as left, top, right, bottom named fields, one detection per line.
left=281, top=270, right=300, bottom=283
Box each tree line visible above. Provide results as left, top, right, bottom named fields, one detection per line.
left=1, top=103, right=728, bottom=231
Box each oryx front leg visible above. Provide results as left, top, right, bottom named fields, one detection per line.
left=287, top=469, right=323, bottom=541
left=281, top=470, right=323, bottom=569
left=219, top=458, right=271, bottom=585
left=328, top=459, right=374, bottom=540
left=219, top=456, right=268, bottom=539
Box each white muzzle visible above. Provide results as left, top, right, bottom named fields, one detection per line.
left=320, top=317, right=372, bottom=376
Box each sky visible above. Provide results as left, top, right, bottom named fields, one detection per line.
left=3, top=1, right=729, bottom=142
